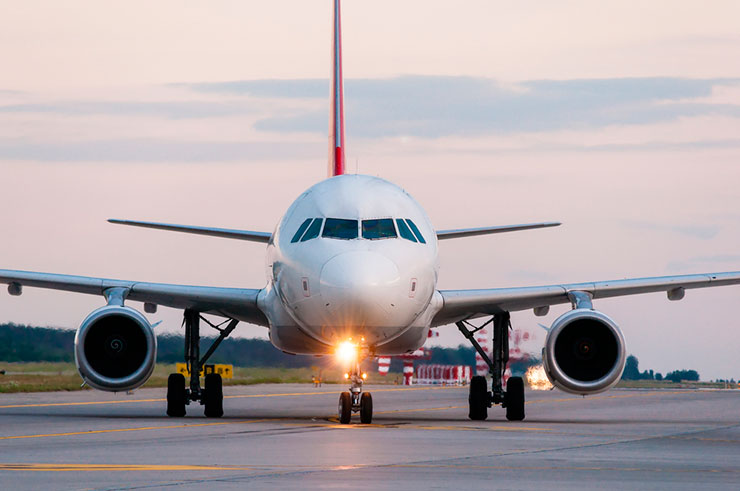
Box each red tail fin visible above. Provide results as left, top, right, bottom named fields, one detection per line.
left=328, top=0, right=346, bottom=177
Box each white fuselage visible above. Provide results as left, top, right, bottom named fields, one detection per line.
left=257, top=175, right=443, bottom=356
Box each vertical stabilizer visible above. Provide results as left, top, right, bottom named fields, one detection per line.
left=328, top=0, right=346, bottom=176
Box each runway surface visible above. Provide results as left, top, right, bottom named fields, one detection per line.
left=1, top=384, right=739, bottom=490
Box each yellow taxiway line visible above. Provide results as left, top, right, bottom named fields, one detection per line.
left=0, top=386, right=698, bottom=411
left=3, top=461, right=738, bottom=474
left=385, top=463, right=740, bottom=474
left=0, top=463, right=258, bottom=472
left=0, top=419, right=274, bottom=441
left=0, top=385, right=461, bottom=410
left=0, top=388, right=699, bottom=441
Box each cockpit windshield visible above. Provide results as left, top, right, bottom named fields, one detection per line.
left=322, top=218, right=358, bottom=240
left=362, top=219, right=397, bottom=240
left=291, top=217, right=425, bottom=243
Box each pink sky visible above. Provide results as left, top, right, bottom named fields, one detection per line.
left=2, top=0, right=740, bottom=379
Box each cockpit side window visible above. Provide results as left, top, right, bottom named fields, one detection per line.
left=322, top=218, right=358, bottom=240
left=290, top=218, right=313, bottom=243
left=405, top=219, right=426, bottom=244
left=362, top=218, right=397, bottom=240
left=300, top=218, right=323, bottom=242
left=396, top=219, right=417, bottom=242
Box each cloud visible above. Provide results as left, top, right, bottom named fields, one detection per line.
left=3, top=76, right=740, bottom=162
left=0, top=139, right=321, bottom=163
left=0, top=101, right=265, bottom=119
left=186, top=76, right=740, bottom=138
left=179, top=80, right=328, bottom=99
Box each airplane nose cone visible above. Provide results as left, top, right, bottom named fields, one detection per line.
left=320, top=251, right=403, bottom=326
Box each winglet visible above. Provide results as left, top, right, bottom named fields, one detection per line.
left=328, top=0, right=346, bottom=177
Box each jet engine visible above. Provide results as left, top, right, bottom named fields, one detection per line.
left=542, top=309, right=626, bottom=395
left=74, top=305, right=157, bottom=391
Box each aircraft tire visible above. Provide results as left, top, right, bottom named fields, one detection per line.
left=203, top=373, right=224, bottom=418
left=505, top=376, right=525, bottom=421
left=338, top=391, right=352, bottom=424
left=468, top=375, right=488, bottom=421
left=360, top=392, right=373, bottom=424
left=167, top=373, right=187, bottom=417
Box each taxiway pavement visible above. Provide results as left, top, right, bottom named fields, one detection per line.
left=1, top=384, right=739, bottom=490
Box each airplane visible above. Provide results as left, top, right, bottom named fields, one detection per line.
left=2, top=0, right=740, bottom=424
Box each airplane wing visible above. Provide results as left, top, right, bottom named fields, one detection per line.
left=432, top=271, right=740, bottom=326
left=0, top=269, right=268, bottom=326
left=108, top=219, right=272, bottom=243
left=436, top=222, right=561, bottom=240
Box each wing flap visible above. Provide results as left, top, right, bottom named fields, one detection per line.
left=433, top=271, right=740, bottom=326
left=108, top=219, right=271, bottom=243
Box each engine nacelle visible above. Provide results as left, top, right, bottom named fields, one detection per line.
left=542, top=309, right=626, bottom=395
left=74, top=305, right=156, bottom=392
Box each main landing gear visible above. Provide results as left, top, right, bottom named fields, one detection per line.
left=338, top=360, right=373, bottom=424
left=166, top=309, right=238, bottom=418
left=457, top=312, right=525, bottom=421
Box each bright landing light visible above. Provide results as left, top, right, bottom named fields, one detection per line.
left=336, top=340, right=358, bottom=364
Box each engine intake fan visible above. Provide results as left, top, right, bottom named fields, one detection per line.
left=543, top=309, right=626, bottom=395
left=75, top=305, right=156, bottom=391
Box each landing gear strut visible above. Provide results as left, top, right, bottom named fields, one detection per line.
left=166, top=309, right=238, bottom=418
left=338, top=359, right=372, bottom=424
left=457, top=312, right=525, bottom=421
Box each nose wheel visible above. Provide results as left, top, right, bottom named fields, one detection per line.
left=338, top=392, right=352, bottom=424
left=359, top=392, right=373, bottom=424
left=337, top=361, right=373, bottom=424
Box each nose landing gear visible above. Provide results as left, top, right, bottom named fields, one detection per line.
left=338, top=360, right=373, bottom=424
left=457, top=312, right=526, bottom=421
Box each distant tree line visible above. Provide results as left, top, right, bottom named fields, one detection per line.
left=0, top=324, right=75, bottom=362
left=0, top=324, right=331, bottom=368
left=0, top=324, right=478, bottom=372
left=715, top=378, right=737, bottom=384
left=2, top=325, right=709, bottom=381
left=621, top=354, right=700, bottom=382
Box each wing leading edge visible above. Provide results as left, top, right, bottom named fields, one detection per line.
left=108, top=219, right=271, bottom=243
left=436, top=222, right=561, bottom=240
left=0, top=269, right=268, bottom=326
left=433, top=271, right=740, bottom=326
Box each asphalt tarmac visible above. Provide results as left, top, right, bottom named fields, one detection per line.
left=1, top=384, right=739, bottom=490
